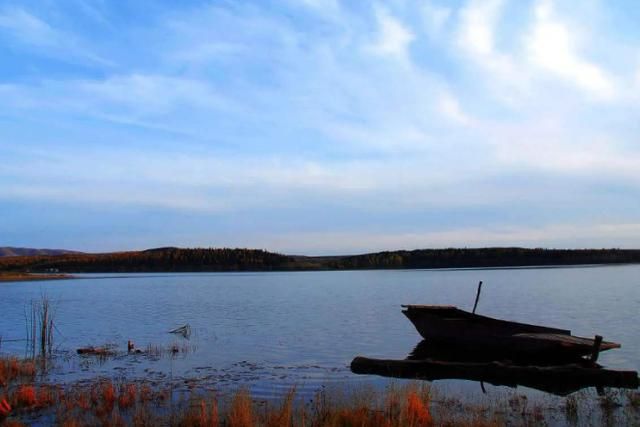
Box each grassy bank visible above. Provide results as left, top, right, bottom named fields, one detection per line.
left=1, top=356, right=639, bottom=426
left=0, top=272, right=72, bottom=283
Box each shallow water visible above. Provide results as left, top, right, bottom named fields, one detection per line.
left=1, top=265, right=639, bottom=400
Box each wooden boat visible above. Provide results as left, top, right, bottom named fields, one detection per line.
left=402, top=305, right=620, bottom=361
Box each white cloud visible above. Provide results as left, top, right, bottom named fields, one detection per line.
left=456, top=0, right=525, bottom=99
left=76, top=74, right=238, bottom=116
left=0, top=6, right=110, bottom=65
left=251, top=222, right=640, bottom=254
left=368, top=6, right=414, bottom=60
left=526, top=0, right=616, bottom=101
left=438, top=91, right=473, bottom=126
left=0, top=7, right=57, bottom=46
left=458, top=0, right=501, bottom=56
left=421, top=2, right=451, bottom=38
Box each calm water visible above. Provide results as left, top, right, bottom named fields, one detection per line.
left=1, top=265, right=639, bottom=400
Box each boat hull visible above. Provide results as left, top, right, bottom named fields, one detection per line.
left=402, top=305, right=619, bottom=361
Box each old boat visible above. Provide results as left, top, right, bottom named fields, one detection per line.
left=402, top=305, right=620, bottom=361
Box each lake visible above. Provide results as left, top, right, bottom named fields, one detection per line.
left=1, top=265, right=639, bottom=401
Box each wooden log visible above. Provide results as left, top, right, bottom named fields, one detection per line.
left=351, top=356, right=639, bottom=396
left=77, top=346, right=116, bottom=356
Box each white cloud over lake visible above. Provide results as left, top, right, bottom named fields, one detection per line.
left=1, top=0, right=639, bottom=253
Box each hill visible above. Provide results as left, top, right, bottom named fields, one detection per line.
left=0, top=247, right=81, bottom=257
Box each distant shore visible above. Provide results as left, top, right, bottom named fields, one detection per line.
left=0, top=272, right=73, bottom=282
left=2, top=247, right=640, bottom=274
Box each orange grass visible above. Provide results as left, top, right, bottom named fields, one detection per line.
left=2, top=380, right=638, bottom=427
left=265, top=388, right=294, bottom=427
left=228, top=389, right=254, bottom=427
left=118, top=384, right=137, bottom=409
left=1, top=356, right=639, bottom=426
left=102, top=381, right=116, bottom=409
left=14, top=385, right=37, bottom=407
left=1, top=396, right=12, bottom=418
left=179, top=398, right=220, bottom=427
left=405, top=390, right=432, bottom=427
left=0, top=358, right=35, bottom=386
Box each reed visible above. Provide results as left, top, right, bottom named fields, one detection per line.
left=228, top=388, right=254, bottom=427
left=0, top=357, right=36, bottom=385
left=23, top=294, right=56, bottom=359
left=15, top=385, right=38, bottom=408
left=627, top=390, right=640, bottom=409
left=264, top=387, right=294, bottom=427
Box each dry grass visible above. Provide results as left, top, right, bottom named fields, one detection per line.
left=0, top=272, right=71, bottom=282
left=228, top=389, right=254, bottom=427
left=0, top=358, right=36, bottom=386
left=0, top=355, right=639, bottom=426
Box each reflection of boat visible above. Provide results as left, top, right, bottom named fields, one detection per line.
left=350, top=354, right=639, bottom=396
left=402, top=305, right=620, bottom=361
left=407, top=339, right=586, bottom=364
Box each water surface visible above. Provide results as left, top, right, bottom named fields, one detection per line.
left=1, top=265, right=638, bottom=399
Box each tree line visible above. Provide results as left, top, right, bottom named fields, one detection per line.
left=2, top=247, right=640, bottom=273
left=0, top=248, right=295, bottom=273
left=323, top=247, right=640, bottom=269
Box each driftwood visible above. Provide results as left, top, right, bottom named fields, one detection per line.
left=351, top=356, right=639, bottom=396
left=76, top=346, right=116, bottom=356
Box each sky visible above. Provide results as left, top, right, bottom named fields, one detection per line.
left=1, top=0, right=639, bottom=255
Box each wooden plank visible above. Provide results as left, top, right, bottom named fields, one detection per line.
left=591, top=335, right=603, bottom=362
left=514, top=333, right=620, bottom=350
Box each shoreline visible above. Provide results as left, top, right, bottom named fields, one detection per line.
left=1, top=262, right=638, bottom=283
left=0, top=273, right=74, bottom=283
left=0, top=355, right=638, bottom=426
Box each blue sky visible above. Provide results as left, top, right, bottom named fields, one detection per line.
left=1, top=0, right=639, bottom=254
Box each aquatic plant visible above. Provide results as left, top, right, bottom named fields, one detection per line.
left=24, top=293, right=56, bottom=358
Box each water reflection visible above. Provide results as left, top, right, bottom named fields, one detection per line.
left=351, top=340, right=640, bottom=396
left=2, top=267, right=640, bottom=399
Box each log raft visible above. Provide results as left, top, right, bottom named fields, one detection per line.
left=351, top=356, right=639, bottom=396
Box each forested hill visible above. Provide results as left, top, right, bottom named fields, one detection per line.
left=0, top=248, right=296, bottom=273
left=0, top=247, right=80, bottom=257
left=1, top=247, right=640, bottom=273
left=321, top=248, right=640, bottom=269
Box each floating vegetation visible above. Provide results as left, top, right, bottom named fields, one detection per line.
left=76, top=345, right=118, bottom=357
